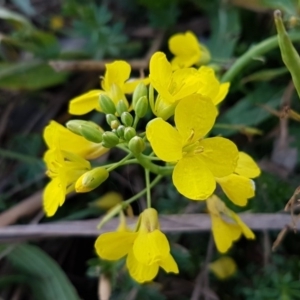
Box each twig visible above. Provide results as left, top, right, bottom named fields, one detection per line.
left=0, top=190, right=42, bottom=227
left=49, top=31, right=164, bottom=72
left=49, top=59, right=148, bottom=72
left=0, top=213, right=295, bottom=242
left=191, top=235, right=216, bottom=300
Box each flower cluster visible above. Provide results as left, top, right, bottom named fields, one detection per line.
left=42, top=31, right=260, bottom=283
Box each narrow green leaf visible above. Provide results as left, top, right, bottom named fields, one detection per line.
left=2, top=244, right=81, bottom=300
left=0, top=61, right=69, bottom=90
left=274, top=10, right=300, bottom=99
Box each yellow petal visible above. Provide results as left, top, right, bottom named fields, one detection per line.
left=101, top=61, right=131, bottom=91
left=160, top=253, right=179, bottom=274
left=149, top=52, right=173, bottom=103
left=146, top=118, right=183, bottom=162
left=198, top=137, right=238, bottom=177
left=209, top=256, right=237, bottom=280
left=210, top=215, right=242, bottom=253
left=123, top=78, right=150, bottom=94
left=126, top=250, right=159, bottom=283
left=214, top=82, right=230, bottom=105
left=175, top=95, right=217, bottom=143
left=230, top=213, right=255, bottom=240
left=171, top=68, right=202, bottom=101
left=44, top=120, right=108, bottom=160
left=92, top=192, right=123, bottom=210
left=235, top=152, right=261, bottom=178
left=133, top=230, right=170, bottom=265
left=197, top=66, right=219, bottom=100
left=173, top=156, right=216, bottom=200
left=216, top=174, right=255, bottom=206
left=43, top=178, right=65, bottom=217
left=68, top=90, right=101, bottom=115
left=169, top=31, right=200, bottom=68
left=94, top=231, right=137, bottom=260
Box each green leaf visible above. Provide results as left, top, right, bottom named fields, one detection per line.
left=0, top=60, right=69, bottom=90
left=11, top=0, right=36, bottom=16
left=214, top=83, right=283, bottom=136
left=0, top=7, right=33, bottom=29
left=242, top=67, right=288, bottom=83
left=2, top=244, right=81, bottom=300
left=206, top=3, right=241, bottom=60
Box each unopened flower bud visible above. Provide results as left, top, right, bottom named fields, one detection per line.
left=106, top=114, right=119, bottom=127
left=80, top=123, right=103, bottom=143
left=110, top=120, right=120, bottom=130
left=102, top=131, right=119, bottom=148
left=124, top=127, right=136, bottom=141
left=135, top=96, right=148, bottom=118
left=121, top=112, right=133, bottom=127
left=128, top=136, right=145, bottom=155
left=99, top=94, right=116, bottom=114
left=66, top=120, right=88, bottom=135
left=75, top=167, right=109, bottom=193
left=116, top=100, right=128, bottom=116
left=116, top=125, right=125, bottom=139
left=132, top=82, right=147, bottom=108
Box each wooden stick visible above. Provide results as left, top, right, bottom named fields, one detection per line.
left=0, top=190, right=42, bottom=227
left=0, top=213, right=293, bottom=242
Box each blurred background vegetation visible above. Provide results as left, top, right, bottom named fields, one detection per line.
left=1, top=0, right=300, bottom=299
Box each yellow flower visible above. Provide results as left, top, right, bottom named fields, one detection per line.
left=69, top=61, right=148, bottom=115
left=146, top=95, right=239, bottom=200
left=149, top=51, right=201, bottom=119
left=207, top=195, right=255, bottom=253
left=95, top=208, right=178, bottom=283
left=43, top=147, right=91, bottom=217
left=216, top=152, right=261, bottom=206
left=168, top=31, right=211, bottom=70
left=44, top=120, right=108, bottom=160
left=197, top=66, right=230, bottom=106
left=209, top=256, right=237, bottom=280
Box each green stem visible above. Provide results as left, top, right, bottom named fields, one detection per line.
left=107, top=153, right=133, bottom=172
left=135, top=154, right=173, bottom=175
left=221, top=32, right=300, bottom=83
left=116, top=144, right=131, bottom=153
left=0, top=148, right=42, bottom=164
left=123, top=174, right=163, bottom=206
left=133, top=116, right=140, bottom=129
left=145, top=169, right=151, bottom=208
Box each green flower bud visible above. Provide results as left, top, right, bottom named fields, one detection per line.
left=106, top=114, right=119, bottom=127
left=128, top=136, right=145, bottom=155
left=102, top=131, right=119, bottom=148
left=75, top=167, right=109, bottom=193
left=124, top=127, right=136, bottom=141
left=121, top=112, right=133, bottom=127
left=116, top=125, right=125, bottom=139
left=135, top=96, right=148, bottom=118
left=66, top=119, right=88, bottom=135
left=111, top=120, right=120, bottom=130
left=132, top=82, right=147, bottom=108
left=116, top=100, right=128, bottom=116
left=80, top=123, right=103, bottom=143
left=99, top=94, right=116, bottom=114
